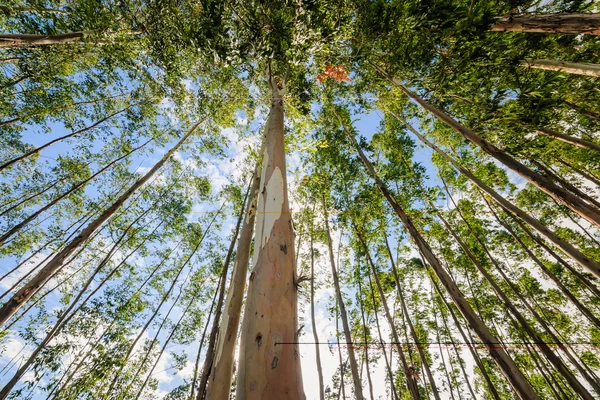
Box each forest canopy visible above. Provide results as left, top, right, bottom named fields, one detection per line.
left=1, top=0, right=600, bottom=399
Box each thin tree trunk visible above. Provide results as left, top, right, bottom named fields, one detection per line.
left=389, top=111, right=600, bottom=279
left=0, top=30, right=143, bottom=48
left=555, top=157, right=600, bottom=188
left=206, top=141, right=264, bottom=400
left=522, top=58, right=600, bottom=77
left=356, top=273, right=375, bottom=400
left=0, top=135, right=153, bottom=246
left=235, top=75, right=304, bottom=400
left=335, top=302, right=347, bottom=400
left=196, top=185, right=249, bottom=400
left=0, top=105, right=131, bottom=172
left=0, top=118, right=205, bottom=326
left=431, top=302, right=456, bottom=400
left=378, top=70, right=600, bottom=229
left=104, top=206, right=219, bottom=397
left=564, top=101, right=600, bottom=122
left=367, top=269, right=399, bottom=400
left=356, top=231, right=421, bottom=400
left=536, top=127, right=600, bottom=152
left=335, top=110, right=541, bottom=400
left=309, top=210, right=325, bottom=400
left=322, top=199, right=364, bottom=400
left=431, top=193, right=595, bottom=399
left=430, top=280, right=478, bottom=400
left=483, top=195, right=600, bottom=329
left=491, top=13, right=600, bottom=35
left=191, top=278, right=220, bottom=400
left=383, top=234, right=440, bottom=400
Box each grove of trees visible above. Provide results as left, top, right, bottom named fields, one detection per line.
left=1, top=0, right=600, bottom=399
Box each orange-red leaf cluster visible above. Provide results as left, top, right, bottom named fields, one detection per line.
left=317, top=65, right=351, bottom=83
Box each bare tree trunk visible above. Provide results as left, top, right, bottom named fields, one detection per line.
left=335, top=110, right=540, bottom=400
left=555, top=157, right=600, bottom=188
left=310, top=213, right=326, bottom=400
left=563, top=101, right=600, bottom=122
left=206, top=142, right=264, bottom=400
left=384, top=234, right=440, bottom=400
left=431, top=302, right=456, bottom=400
left=0, top=118, right=205, bottom=326
left=196, top=185, right=249, bottom=400
left=235, top=75, right=304, bottom=400
left=103, top=207, right=218, bottom=397
left=335, top=302, right=347, bottom=400
left=0, top=136, right=153, bottom=246
left=522, top=59, right=600, bottom=77
left=536, top=127, right=600, bottom=152
left=356, top=231, right=421, bottom=400
left=378, top=70, right=600, bottom=229
left=491, top=13, right=600, bottom=35
left=322, top=199, right=364, bottom=400
left=388, top=111, right=600, bottom=279
left=483, top=195, right=600, bottom=329
left=356, top=273, right=375, bottom=400
left=431, top=194, right=595, bottom=399
left=367, top=270, right=399, bottom=400
left=0, top=106, right=130, bottom=172
left=0, top=30, right=143, bottom=48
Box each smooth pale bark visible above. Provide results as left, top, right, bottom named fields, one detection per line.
left=335, top=303, right=347, bottom=400
left=235, top=77, right=304, bottom=400
left=0, top=30, right=142, bottom=48
left=522, top=59, right=600, bottom=77
left=335, top=111, right=541, bottom=400
left=378, top=70, right=600, bottom=229
left=383, top=235, right=440, bottom=400
left=389, top=111, right=600, bottom=280
left=431, top=302, right=456, bottom=400
left=356, top=232, right=421, bottom=400
left=491, top=13, right=600, bottom=35
left=323, top=200, right=364, bottom=400
left=206, top=145, right=264, bottom=400
left=0, top=119, right=203, bottom=327
left=310, top=217, right=326, bottom=400
left=0, top=106, right=130, bottom=172
left=536, top=127, right=600, bottom=152
left=196, top=185, right=248, bottom=400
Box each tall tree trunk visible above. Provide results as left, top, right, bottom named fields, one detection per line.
left=563, top=101, right=600, bottom=122
left=0, top=136, right=153, bottom=246
left=103, top=207, right=218, bottom=397
left=335, top=302, right=347, bottom=400
left=323, top=199, right=364, bottom=400
left=196, top=185, right=249, bottom=400
left=206, top=142, right=264, bottom=400
left=388, top=111, right=600, bottom=280
left=431, top=302, right=457, bottom=400
left=555, top=157, right=600, bottom=188
left=356, top=273, right=375, bottom=400
left=356, top=231, right=421, bottom=400
left=0, top=118, right=205, bottom=326
left=235, top=75, right=304, bottom=400
left=378, top=70, right=600, bottom=229
left=483, top=195, right=600, bottom=329
left=430, top=193, right=595, bottom=399
left=0, top=30, right=143, bottom=48
left=0, top=105, right=131, bottom=172
left=522, top=58, right=600, bottom=77
left=490, top=13, right=600, bottom=35
left=335, top=110, right=541, bottom=400
left=309, top=212, right=326, bottom=400
left=383, top=235, right=440, bottom=400
left=536, top=127, right=600, bottom=152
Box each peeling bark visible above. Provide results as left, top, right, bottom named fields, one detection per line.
left=491, top=13, right=600, bottom=35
